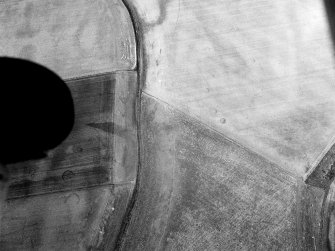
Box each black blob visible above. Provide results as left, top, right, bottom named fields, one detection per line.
left=0, top=57, right=74, bottom=164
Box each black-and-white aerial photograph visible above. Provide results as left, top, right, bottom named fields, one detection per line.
left=0, top=0, right=335, bottom=250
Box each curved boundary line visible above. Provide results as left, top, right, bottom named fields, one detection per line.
left=110, top=0, right=146, bottom=250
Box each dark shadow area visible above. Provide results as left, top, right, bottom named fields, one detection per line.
left=324, top=0, right=335, bottom=49
left=318, top=2, right=335, bottom=250
left=0, top=57, right=74, bottom=165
